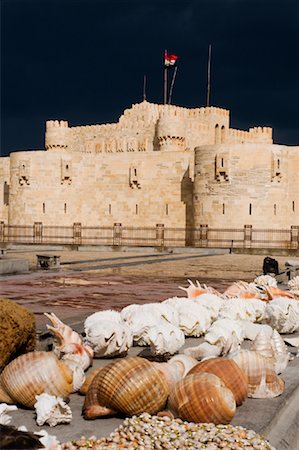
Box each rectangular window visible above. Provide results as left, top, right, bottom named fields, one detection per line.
left=136, top=204, right=138, bottom=215
left=249, top=203, right=252, bottom=215
left=166, top=204, right=168, bottom=215
left=222, top=203, right=225, bottom=215
left=64, top=203, right=67, bottom=213
left=43, top=203, right=45, bottom=213
left=109, top=204, right=112, bottom=214
left=293, top=201, right=295, bottom=212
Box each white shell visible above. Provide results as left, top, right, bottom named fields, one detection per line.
left=167, top=354, right=198, bottom=377
left=271, top=329, right=290, bottom=374
left=34, top=393, right=72, bottom=427
left=175, top=301, right=213, bottom=337
left=0, top=403, right=18, bottom=425
left=183, top=341, right=221, bottom=360
left=84, top=320, right=133, bottom=357
left=191, top=293, right=224, bottom=320
left=85, top=310, right=123, bottom=328
left=34, top=429, right=61, bottom=449
left=219, top=298, right=257, bottom=322
left=59, top=343, right=93, bottom=371
left=147, top=323, right=185, bottom=356
left=264, top=297, right=299, bottom=333
left=238, top=321, right=273, bottom=341
left=288, top=275, right=299, bottom=291
left=61, top=356, right=86, bottom=392
left=254, top=275, right=277, bottom=288
left=204, top=318, right=244, bottom=351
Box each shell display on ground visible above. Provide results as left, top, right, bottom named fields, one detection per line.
left=0, top=352, right=73, bottom=408
left=82, top=357, right=169, bottom=419
left=188, top=357, right=248, bottom=406
left=230, top=349, right=284, bottom=398
left=173, top=302, right=213, bottom=337
left=168, top=372, right=236, bottom=424
left=251, top=330, right=275, bottom=359
left=191, top=293, right=224, bottom=320
left=84, top=312, right=133, bottom=358
left=204, top=318, right=244, bottom=353
left=238, top=321, right=273, bottom=341
left=270, top=329, right=290, bottom=374
left=219, top=298, right=257, bottom=322
left=34, top=393, right=72, bottom=427
left=147, top=323, right=185, bottom=356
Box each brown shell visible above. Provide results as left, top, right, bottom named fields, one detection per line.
left=168, top=372, right=236, bottom=424
left=231, top=350, right=284, bottom=398
left=188, top=357, right=248, bottom=406
left=0, top=351, right=73, bottom=408
left=83, top=357, right=169, bottom=419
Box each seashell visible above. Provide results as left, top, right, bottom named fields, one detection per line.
left=266, top=286, right=295, bottom=300
left=79, top=367, right=103, bottom=395
left=254, top=275, right=277, bottom=288
left=204, top=318, right=244, bottom=351
left=251, top=330, right=275, bottom=359
left=0, top=352, right=73, bottom=408
left=243, top=298, right=268, bottom=322
left=191, top=293, right=224, bottom=320
left=0, top=403, right=18, bottom=425
left=168, top=372, right=236, bottom=424
left=175, top=301, right=213, bottom=337
left=83, top=357, right=169, bottom=419
left=271, top=329, right=290, bottom=374
left=183, top=341, right=222, bottom=359
left=238, top=321, right=273, bottom=341
left=61, top=355, right=86, bottom=392
left=187, top=357, right=248, bottom=406
left=288, top=276, right=299, bottom=296
left=34, top=393, right=72, bottom=427
left=264, top=297, right=299, bottom=333
left=283, top=336, right=299, bottom=347
left=219, top=298, right=257, bottom=322
left=229, top=349, right=284, bottom=398
left=179, top=279, right=208, bottom=298
left=147, top=323, right=185, bottom=356
left=84, top=316, right=133, bottom=358
left=44, top=312, right=83, bottom=350
left=34, top=429, right=61, bottom=449
left=60, top=343, right=93, bottom=370
left=223, top=281, right=266, bottom=300
left=167, top=354, right=198, bottom=378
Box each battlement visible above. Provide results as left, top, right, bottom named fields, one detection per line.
left=46, top=120, right=68, bottom=129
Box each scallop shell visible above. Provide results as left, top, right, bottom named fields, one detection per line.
left=84, top=318, right=133, bottom=358
left=83, top=357, right=169, bottom=419
left=147, top=323, right=185, bottom=356
left=34, top=393, right=72, bottom=427
left=229, top=349, right=284, bottom=398
left=188, top=357, right=248, bottom=406
left=168, top=372, right=236, bottom=424
left=175, top=301, right=213, bottom=337
left=0, top=352, right=73, bottom=408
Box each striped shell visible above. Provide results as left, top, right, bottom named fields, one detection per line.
left=230, top=349, right=284, bottom=398
left=188, top=358, right=248, bottom=406
left=83, top=357, right=169, bottom=419
left=0, top=352, right=73, bottom=408
left=168, top=372, right=236, bottom=424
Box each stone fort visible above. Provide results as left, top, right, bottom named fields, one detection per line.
left=1, top=100, right=298, bottom=232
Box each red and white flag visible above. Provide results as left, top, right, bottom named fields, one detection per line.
left=164, top=51, right=178, bottom=67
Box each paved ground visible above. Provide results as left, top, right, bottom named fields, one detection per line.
left=1, top=248, right=299, bottom=449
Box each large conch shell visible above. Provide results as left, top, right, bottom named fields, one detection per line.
left=223, top=281, right=266, bottom=300
left=0, top=352, right=73, bottom=408
left=266, top=286, right=295, bottom=300
left=229, top=349, right=284, bottom=398
left=151, top=355, right=198, bottom=391
left=188, top=357, right=248, bottom=406
left=251, top=329, right=290, bottom=374
left=83, top=357, right=169, bottom=419
left=168, top=372, right=236, bottom=424
left=84, top=310, right=133, bottom=358
left=34, top=393, right=72, bottom=427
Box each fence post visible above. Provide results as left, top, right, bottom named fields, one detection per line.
left=290, top=226, right=299, bottom=249
left=244, top=225, right=252, bottom=248
left=73, top=222, right=82, bottom=245
left=200, top=224, right=208, bottom=247
left=156, top=224, right=164, bottom=248
left=34, top=222, right=43, bottom=244
left=113, top=223, right=122, bottom=246
left=0, top=221, right=4, bottom=242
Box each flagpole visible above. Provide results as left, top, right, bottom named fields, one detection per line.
left=168, top=66, right=178, bottom=104
left=206, top=44, right=212, bottom=107
left=143, top=75, right=147, bottom=101
left=164, top=49, right=168, bottom=104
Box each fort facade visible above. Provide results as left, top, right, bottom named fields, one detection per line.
left=1, top=100, right=298, bottom=233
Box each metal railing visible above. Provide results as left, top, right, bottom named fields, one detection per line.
left=0, top=222, right=298, bottom=249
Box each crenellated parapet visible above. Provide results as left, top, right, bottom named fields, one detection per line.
left=45, top=120, right=69, bottom=150
left=227, top=126, right=273, bottom=144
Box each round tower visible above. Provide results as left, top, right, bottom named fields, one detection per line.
left=45, top=120, right=70, bottom=150
left=156, top=106, right=185, bottom=151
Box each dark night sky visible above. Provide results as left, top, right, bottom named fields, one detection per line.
left=1, top=0, right=299, bottom=156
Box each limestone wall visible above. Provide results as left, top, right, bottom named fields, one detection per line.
left=194, top=143, right=299, bottom=228
left=0, top=157, right=10, bottom=223
left=7, top=148, right=193, bottom=227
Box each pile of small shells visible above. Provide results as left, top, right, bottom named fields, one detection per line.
left=61, top=413, right=275, bottom=449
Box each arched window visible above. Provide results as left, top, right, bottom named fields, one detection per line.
left=64, top=203, right=67, bottom=213
left=215, top=124, right=220, bottom=143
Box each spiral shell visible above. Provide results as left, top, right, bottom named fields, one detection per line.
left=168, top=372, right=236, bottom=424
left=0, top=352, right=73, bottom=408
left=230, top=349, right=284, bottom=398
left=187, top=357, right=248, bottom=406
left=83, top=357, right=169, bottom=419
